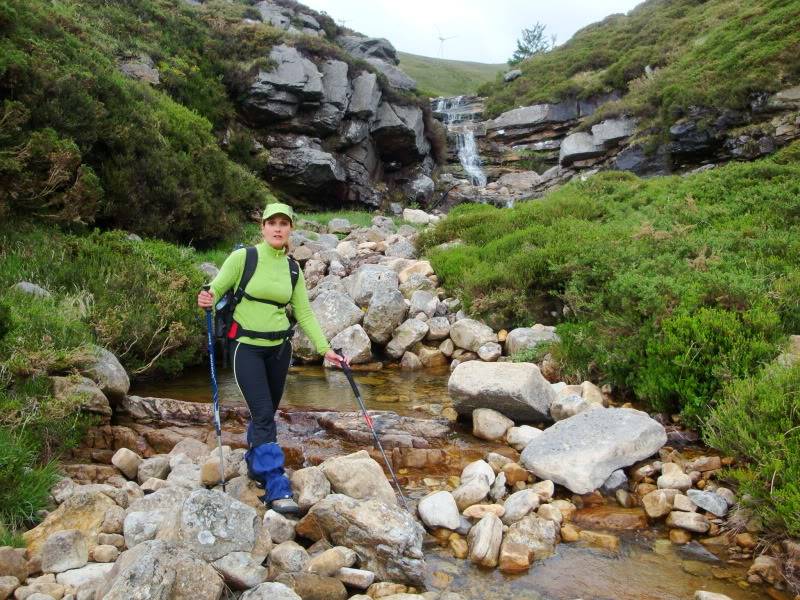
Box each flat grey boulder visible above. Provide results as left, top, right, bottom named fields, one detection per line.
left=559, top=132, right=606, bottom=166
left=320, top=59, right=350, bottom=109
left=97, top=539, right=224, bottom=600
left=337, top=35, right=398, bottom=64
left=591, top=117, right=636, bottom=147
left=366, top=58, right=416, bottom=91
left=485, top=101, right=578, bottom=131
left=152, top=489, right=260, bottom=562
left=520, top=408, right=667, bottom=494
left=449, top=361, right=555, bottom=422
left=308, top=494, right=425, bottom=586
left=260, top=44, right=322, bottom=98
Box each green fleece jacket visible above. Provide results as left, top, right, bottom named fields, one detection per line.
left=209, top=242, right=330, bottom=354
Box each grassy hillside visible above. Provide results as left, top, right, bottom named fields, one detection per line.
left=480, top=0, right=800, bottom=130
left=398, top=51, right=504, bottom=97
left=421, top=142, right=800, bottom=534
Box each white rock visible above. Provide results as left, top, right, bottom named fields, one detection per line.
left=417, top=491, right=461, bottom=530
left=472, top=408, right=514, bottom=441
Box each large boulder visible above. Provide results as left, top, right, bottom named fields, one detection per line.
left=24, top=492, right=117, bottom=556
left=371, top=103, right=430, bottom=164
left=308, top=494, right=425, bottom=586
left=292, top=290, right=362, bottom=361
left=75, top=345, right=129, bottom=401
left=591, top=118, right=636, bottom=147
left=319, top=451, right=396, bottom=505
left=366, top=58, right=416, bottom=91
left=50, top=375, right=112, bottom=417
left=559, top=132, right=605, bottom=166
left=347, top=72, right=382, bottom=119
left=97, top=539, right=224, bottom=600
left=123, top=487, right=190, bottom=548
left=385, top=319, right=429, bottom=360
left=337, top=35, right=398, bottom=65
left=349, top=265, right=399, bottom=308
left=484, top=101, right=578, bottom=131
left=448, top=361, right=556, bottom=422
left=449, top=319, right=497, bottom=352
left=504, top=325, right=559, bottom=357
left=363, top=287, right=408, bottom=345
left=327, top=325, right=372, bottom=365
left=266, top=147, right=346, bottom=195
left=164, top=489, right=261, bottom=562
left=520, top=408, right=667, bottom=494
left=320, top=59, right=350, bottom=109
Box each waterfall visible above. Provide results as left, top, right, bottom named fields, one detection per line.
left=435, top=96, right=487, bottom=187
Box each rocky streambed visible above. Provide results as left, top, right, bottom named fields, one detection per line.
left=4, top=215, right=796, bottom=600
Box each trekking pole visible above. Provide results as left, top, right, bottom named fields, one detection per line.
left=333, top=349, right=409, bottom=511
left=202, top=285, right=226, bottom=493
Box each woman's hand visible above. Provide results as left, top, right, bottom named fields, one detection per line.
left=197, top=289, right=214, bottom=309
left=324, top=349, right=350, bottom=369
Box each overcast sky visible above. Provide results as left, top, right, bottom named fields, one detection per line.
left=300, top=0, right=643, bottom=63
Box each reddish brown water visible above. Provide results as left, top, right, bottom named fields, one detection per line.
left=132, top=366, right=772, bottom=600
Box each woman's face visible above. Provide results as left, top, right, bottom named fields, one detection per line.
left=262, top=214, right=292, bottom=250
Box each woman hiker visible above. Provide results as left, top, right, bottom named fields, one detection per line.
left=197, top=202, right=347, bottom=515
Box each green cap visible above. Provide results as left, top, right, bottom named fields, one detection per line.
left=261, top=202, right=295, bottom=224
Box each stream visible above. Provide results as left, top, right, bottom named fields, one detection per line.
left=132, top=367, right=771, bottom=600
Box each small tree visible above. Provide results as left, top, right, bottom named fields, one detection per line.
left=508, top=23, right=555, bottom=66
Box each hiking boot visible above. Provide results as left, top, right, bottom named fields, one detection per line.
left=247, top=467, right=265, bottom=489
left=270, top=497, right=300, bottom=516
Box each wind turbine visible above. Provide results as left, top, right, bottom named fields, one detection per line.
left=435, top=25, right=457, bottom=58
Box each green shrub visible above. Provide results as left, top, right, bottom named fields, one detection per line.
left=706, top=360, right=800, bottom=536
left=0, top=221, right=207, bottom=376
left=421, top=143, right=800, bottom=420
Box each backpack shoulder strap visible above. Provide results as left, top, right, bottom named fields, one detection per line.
left=233, top=246, right=258, bottom=303
left=287, top=256, right=300, bottom=292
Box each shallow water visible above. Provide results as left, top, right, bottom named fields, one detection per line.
left=132, top=365, right=771, bottom=600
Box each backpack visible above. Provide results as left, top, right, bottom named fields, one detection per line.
left=214, top=246, right=300, bottom=365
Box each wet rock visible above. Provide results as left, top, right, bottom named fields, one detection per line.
left=501, top=514, right=559, bottom=566
left=290, top=467, right=330, bottom=512
left=308, top=494, right=425, bottom=586
left=694, top=592, right=734, bottom=600
left=449, top=361, right=555, bottom=422
left=363, top=287, right=408, bottom=345
left=417, top=491, right=460, bottom=530
left=472, top=408, right=514, bottom=441
left=521, top=408, right=667, bottom=494
left=314, top=411, right=449, bottom=448
left=686, top=490, right=728, bottom=517
left=666, top=511, right=709, bottom=533
left=467, top=514, right=503, bottom=568
left=98, top=539, right=223, bottom=600
left=276, top=572, right=348, bottom=600
left=642, top=489, right=677, bottom=519
left=386, top=319, right=429, bottom=360
left=579, top=530, right=619, bottom=552
left=320, top=450, right=397, bottom=505
left=41, top=530, right=88, bottom=573
left=573, top=506, right=648, bottom=530
left=400, top=351, right=422, bottom=370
